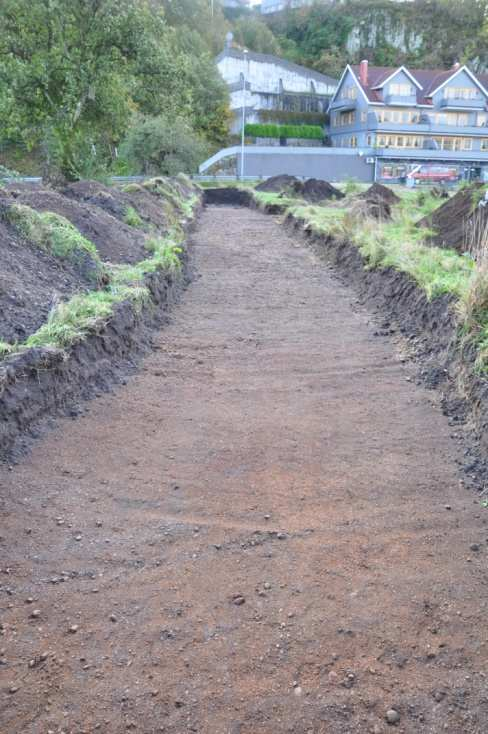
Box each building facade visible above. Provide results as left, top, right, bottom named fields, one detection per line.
left=328, top=61, right=488, bottom=182
left=216, top=46, right=337, bottom=134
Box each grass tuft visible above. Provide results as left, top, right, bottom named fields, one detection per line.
left=124, top=205, right=144, bottom=228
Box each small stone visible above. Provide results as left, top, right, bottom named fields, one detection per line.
left=96, top=521, right=103, bottom=527
left=385, top=709, right=401, bottom=725
left=277, top=532, right=287, bottom=540
left=68, top=624, right=79, bottom=634
left=293, top=686, right=302, bottom=696
left=445, top=505, right=452, bottom=510
left=264, top=514, right=271, bottom=520
left=30, top=609, right=41, bottom=619
left=25, top=597, right=34, bottom=604
left=74, top=534, right=82, bottom=541
left=232, top=595, right=245, bottom=606
left=470, top=543, right=480, bottom=552
left=109, top=614, right=117, bottom=623
left=9, top=685, right=19, bottom=694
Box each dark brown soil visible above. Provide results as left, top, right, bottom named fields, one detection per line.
left=0, top=218, right=92, bottom=343
left=292, top=178, right=345, bottom=202
left=62, top=180, right=170, bottom=232
left=255, top=174, right=299, bottom=192
left=9, top=188, right=147, bottom=263
left=2, top=206, right=488, bottom=733
left=359, top=182, right=400, bottom=205
left=353, top=183, right=400, bottom=220
left=418, top=183, right=486, bottom=252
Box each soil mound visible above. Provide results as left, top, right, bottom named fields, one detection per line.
left=292, top=178, right=345, bottom=202
left=355, top=182, right=400, bottom=219
left=359, top=183, right=400, bottom=205
left=418, top=183, right=486, bottom=252
left=255, top=175, right=299, bottom=192
left=63, top=180, right=169, bottom=232
left=0, top=216, right=91, bottom=343
left=9, top=189, right=147, bottom=263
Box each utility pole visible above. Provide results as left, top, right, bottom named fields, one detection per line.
left=240, top=49, right=248, bottom=181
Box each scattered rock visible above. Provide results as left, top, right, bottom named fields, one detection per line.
left=232, top=595, right=245, bottom=606
left=68, top=624, right=79, bottom=634
left=385, top=709, right=401, bottom=725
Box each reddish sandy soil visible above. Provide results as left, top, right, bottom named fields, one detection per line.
left=1, top=206, right=488, bottom=734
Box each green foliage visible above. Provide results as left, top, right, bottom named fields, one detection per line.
left=6, top=204, right=105, bottom=283
left=0, top=0, right=229, bottom=180
left=232, top=16, right=282, bottom=55
left=121, top=115, right=209, bottom=176
left=244, top=123, right=324, bottom=140
left=124, top=206, right=144, bottom=228
left=260, top=0, right=488, bottom=77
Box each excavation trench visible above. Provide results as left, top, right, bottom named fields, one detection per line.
left=1, top=205, right=487, bottom=734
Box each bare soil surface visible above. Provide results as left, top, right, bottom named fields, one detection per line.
left=10, top=189, right=147, bottom=263
left=1, top=206, right=488, bottom=734
left=0, top=218, right=91, bottom=342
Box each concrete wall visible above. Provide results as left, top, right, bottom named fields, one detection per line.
left=200, top=146, right=375, bottom=182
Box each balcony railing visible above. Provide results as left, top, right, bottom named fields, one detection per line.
left=440, top=97, right=486, bottom=110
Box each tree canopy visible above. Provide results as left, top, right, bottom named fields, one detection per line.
left=0, top=0, right=230, bottom=179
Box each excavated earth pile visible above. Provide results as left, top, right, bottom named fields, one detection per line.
left=0, top=217, right=92, bottom=343
left=418, top=183, right=487, bottom=252
left=62, top=180, right=170, bottom=232
left=292, top=178, right=345, bottom=202
left=255, top=174, right=299, bottom=192
left=7, top=188, right=147, bottom=263
left=0, top=177, right=200, bottom=458
left=355, top=182, right=401, bottom=220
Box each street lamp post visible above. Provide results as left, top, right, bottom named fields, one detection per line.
left=240, top=49, right=248, bottom=181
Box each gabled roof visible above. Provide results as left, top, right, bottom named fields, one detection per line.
left=349, top=64, right=488, bottom=106
left=216, top=47, right=338, bottom=88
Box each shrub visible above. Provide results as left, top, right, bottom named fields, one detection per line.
left=244, top=123, right=324, bottom=140
left=121, top=115, right=209, bottom=176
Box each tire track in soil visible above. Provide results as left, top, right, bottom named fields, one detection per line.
left=1, top=205, right=488, bottom=733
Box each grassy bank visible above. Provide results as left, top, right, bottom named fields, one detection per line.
left=250, top=186, right=488, bottom=370
left=0, top=179, right=199, bottom=359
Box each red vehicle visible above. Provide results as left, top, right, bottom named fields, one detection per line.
left=408, top=164, right=460, bottom=184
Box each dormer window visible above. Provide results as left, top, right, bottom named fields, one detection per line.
left=444, top=87, right=478, bottom=99
left=389, top=83, right=415, bottom=96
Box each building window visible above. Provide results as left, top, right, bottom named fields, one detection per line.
left=360, top=111, right=367, bottom=123
left=350, top=136, right=358, bottom=148
left=337, top=110, right=356, bottom=126
left=389, top=83, right=415, bottom=96
left=477, top=113, right=488, bottom=127
left=434, top=112, right=469, bottom=126
left=367, top=134, right=374, bottom=146
left=376, top=108, right=420, bottom=124
left=444, top=87, right=478, bottom=100
left=481, top=139, right=488, bottom=150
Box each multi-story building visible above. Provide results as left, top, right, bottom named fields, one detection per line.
left=216, top=44, right=337, bottom=134
left=328, top=61, right=488, bottom=182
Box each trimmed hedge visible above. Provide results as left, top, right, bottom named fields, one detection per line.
left=244, top=123, right=324, bottom=140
